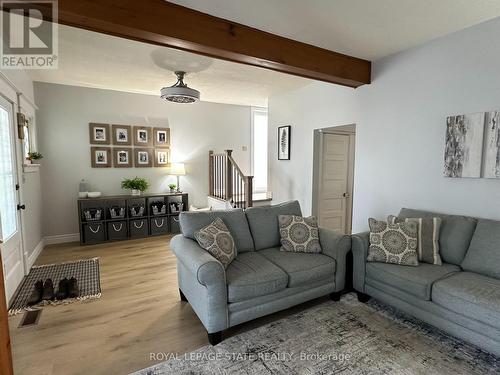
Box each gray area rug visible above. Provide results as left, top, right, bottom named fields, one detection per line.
left=133, top=293, right=500, bottom=374
left=9, top=258, right=101, bottom=315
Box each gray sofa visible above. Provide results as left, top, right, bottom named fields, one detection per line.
left=353, top=207, right=500, bottom=356
left=171, top=201, right=351, bottom=345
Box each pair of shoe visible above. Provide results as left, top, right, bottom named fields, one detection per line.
left=27, top=278, right=79, bottom=306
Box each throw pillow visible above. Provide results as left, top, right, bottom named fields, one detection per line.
left=194, top=217, right=236, bottom=269
left=278, top=215, right=322, bottom=253
left=367, top=218, right=419, bottom=266
left=388, top=215, right=442, bottom=265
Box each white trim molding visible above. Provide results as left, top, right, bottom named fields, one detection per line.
left=44, top=233, right=80, bottom=245
left=27, top=239, right=45, bottom=268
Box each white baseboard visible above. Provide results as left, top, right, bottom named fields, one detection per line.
left=44, top=233, right=80, bottom=245
left=27, top=238, right=45, bottom=268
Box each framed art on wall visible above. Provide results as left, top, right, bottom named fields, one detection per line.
left=154, top=148, right=170, bottom=167
left=112, top=124, right=132, bottom=146
left=133, top=126, right=152, bottom=147
left=153, top=127, right=170, bottom=147
left=91, top=147, right=111, bottom=168
left=89, top=123, right=110, bottom=145
left=134, top=148, right=153, bottom=168
left=278, top=125, right=291, bottom=160
left=113, top=149, right=132, bottom=168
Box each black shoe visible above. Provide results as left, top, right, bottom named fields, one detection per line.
left=42, top=278, right=55, bottom=301
left=56, top=278, right=69, bottom=300
left=67, top=277, right=80, bottom=298
left=27, top=280, right=44, bottom=306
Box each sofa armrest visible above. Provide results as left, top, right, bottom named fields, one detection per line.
left=352, top=231, right=369, bottom=293
left=319, top=227, right=351, bottom=291
left=170, top=234, right=226, bottom=287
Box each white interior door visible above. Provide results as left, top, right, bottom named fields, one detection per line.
left=318, top=133, right=353, bottom=234
left=0, top=95, right=24, bottom=303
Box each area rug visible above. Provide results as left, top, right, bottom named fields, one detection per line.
left=8, top=258, right=101, bottom=316
left=133, top=293, right=500, bottom=375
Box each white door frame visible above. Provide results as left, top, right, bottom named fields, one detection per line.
left=312, top=125, right=355, bottom=234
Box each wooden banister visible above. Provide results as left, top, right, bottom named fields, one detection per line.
left=208, top=150, right=253, bottom=208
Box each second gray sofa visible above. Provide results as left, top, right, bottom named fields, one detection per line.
left=353, top=208, right=500, bottom=356
left=171, top=201, right=351, bottom=345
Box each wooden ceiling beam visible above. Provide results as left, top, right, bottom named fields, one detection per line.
left=9, top=0, right=371, bottom=87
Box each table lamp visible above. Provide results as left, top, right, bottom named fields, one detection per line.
left=170, top=163, right=186, bottom=192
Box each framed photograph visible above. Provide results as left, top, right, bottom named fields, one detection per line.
left=89, top=123, right=110, bottom=145
left=278, top=126, right=291, bottom=160
left=154, top=148, right=171, bottom=167
left=133, top=126, right=152, bottom=147
left=153, top=127, right=170, bottom=147
left=134, top=148, right=153, bottom=168
left=112, top=124, right=132, bottom=146
left=91, top=147, right=111, bottom=168
left=113, top=148, right=132, bottom=168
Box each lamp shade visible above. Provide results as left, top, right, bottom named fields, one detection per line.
left=170, top=163, right=186, bottom=176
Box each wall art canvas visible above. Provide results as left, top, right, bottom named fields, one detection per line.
left=89, top=123, right=110, bottom=145
left=444, top=113, right=485, bottom=178
left=278, top=125, right=291, bottom=160
left=134, top=148, right=153, bottom=168
left=112, top=124, right=132, bottom=146
left=482, top=110, right=500, bottom=179
left=91, top=147, right=111, bottom=168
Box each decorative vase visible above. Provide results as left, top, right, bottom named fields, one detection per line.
left=169, top=188, right=176, bottom=193
left=131, top=189, right=141, bottom=196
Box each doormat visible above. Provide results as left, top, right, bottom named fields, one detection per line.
left=8, top=258, right=101, bottom=316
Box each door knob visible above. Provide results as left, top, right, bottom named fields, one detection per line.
left=342, top=193, right=350, bottom=198
left=17, top=204, right=26, bottom=210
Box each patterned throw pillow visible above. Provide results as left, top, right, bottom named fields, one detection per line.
left=388, top=215, right=442, bottom=265
left=367, top=218, right=419, bottom=266
left=194, top=218, right=236, bottom=269
left=278, top=215, right=322, bottom=253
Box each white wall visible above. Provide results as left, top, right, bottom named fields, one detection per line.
left=35, top=83, right=251, bottom=236
left=269, top=17, right=500, bottom=233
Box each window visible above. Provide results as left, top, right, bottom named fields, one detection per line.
left=251, top=108, right=268, bottom=193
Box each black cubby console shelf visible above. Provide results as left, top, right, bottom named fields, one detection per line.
left=78, top=192, right=188, bottom=245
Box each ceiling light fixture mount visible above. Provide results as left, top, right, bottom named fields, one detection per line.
left=160, top=71, right=200, bottom=104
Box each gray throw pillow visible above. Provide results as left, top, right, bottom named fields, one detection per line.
left=367, top=218, right=419, bottom=266
left=278, top=215, right=322, bottom=253
left=194, top=217, right=236, bottom=269
left=388, top=215, right=442, bottom=265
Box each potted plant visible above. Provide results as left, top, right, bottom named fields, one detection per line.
left=168, top=183, right=177, bottom=193
left=26, top=151, right=43, bottom=164
left=121, top=177, right=149, bottom=196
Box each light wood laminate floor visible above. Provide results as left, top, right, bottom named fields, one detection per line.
left=8, top=235, right=326, bottom=375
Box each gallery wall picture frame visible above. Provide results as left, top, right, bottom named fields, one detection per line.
left=112, top=124, right=132, bottom=146
left=133, top=126, right=153, bottom=147
left=113, top=148, right=133, bottom=168
left=89, top=123, right=110, bottom=145
left=134, top=148, right=153, bottom=168
left=91, top=146, right=112, bottom=168
left=153, top=127, right=170, bottom=147
left=154, top=148, right=171, bottom=167
left=278, top=125, right=291, bottom=160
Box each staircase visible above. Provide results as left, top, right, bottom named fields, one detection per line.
left=208, top=150, right=254, bottom=209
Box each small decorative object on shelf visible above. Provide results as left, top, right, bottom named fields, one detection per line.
left=79, top=179, right=90, bottom=198
left=26, top=151, right=43, bottom=164
left=130, top=204, right=145, bottom=217
left=168, top=183, right=176, bottom=193
left=121, top=177, right=150, bottom=196
left=109, top=206, right=125, bottom=219
left=152, top=203, right=167, bottom=216
left=170, top=202, right=184, bottom=213
left=83, top=208, right=102, bottom=221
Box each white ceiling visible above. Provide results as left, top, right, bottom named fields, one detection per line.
left=28, top=25, right=311, bottom=107
left=169, top=0, right=500, bottom=61
left=29, top=1, right=500, bottom=106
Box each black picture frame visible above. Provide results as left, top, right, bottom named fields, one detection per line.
left=278, top=126, right=291, bottom=160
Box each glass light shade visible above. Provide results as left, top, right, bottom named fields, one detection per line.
left=170, top=163, right=186, bottom=176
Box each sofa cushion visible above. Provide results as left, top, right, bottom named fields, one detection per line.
left=365, top=262, right=460, bottom=300
left=433, top=272, right=500, bottom=330
left=226, top=252, right=288, bottom=302
left=259, top=247, right=335, bottom=287
left=245, top=201, right=302, bottom=250
left=399, top=208, right=477, bottom=265
left=461, top=219, right=500, bottom=279
left=180, top=209, right=254, bottom=252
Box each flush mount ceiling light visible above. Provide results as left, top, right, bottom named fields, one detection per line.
left=160, top=71, right=200, bottom=103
